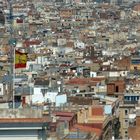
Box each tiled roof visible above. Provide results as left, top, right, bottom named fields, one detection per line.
left=23, top=40, right=41, bottom=47
left=108, top=80, right=125, bottom=84
left=58, top=116, right=73, bottom=122
left=53, top=111, right=75, bottom=117
left=65, top=77, right=105, bottom=85
left=133, top=4, right=140, bottom=11
left=72, top=124, right=102, bottom=137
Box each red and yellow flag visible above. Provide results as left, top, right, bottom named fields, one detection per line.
left=15, top=50, right=27, bottom=69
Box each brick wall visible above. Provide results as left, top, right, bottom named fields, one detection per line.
left=107, top=80, right=125, bottom=95
left=92, top=106, right=104, bottom=116
left=115, top=57, right=130, bottom=70
left=60, top=9, right=73, bottom=18
left=107, top=83, right=115, bottom=95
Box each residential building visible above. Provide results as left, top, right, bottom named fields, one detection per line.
left=119, top=104, right=136, bottom=139
left=128, top=109, right=140, bottom=140
left=0, top=108, right=49, bottom=140
left=107, top=80, right=125, bottom=97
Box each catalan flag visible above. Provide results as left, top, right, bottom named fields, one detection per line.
left=15, top=50, right=27, bottom=69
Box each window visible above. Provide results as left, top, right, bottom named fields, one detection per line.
left=125, top=109, right=128, bottom=115
left=131, top=96, right=135, bottom=101
left=125, top=119, right=128, bottom=126
left=125, top=120, right=128, bottom=122
left=125, top=130, right=128, bottom=137
left=116, top=86, right=119, bottom=92
left=134, top=66, right=137, bottom=70
left=128, top=96, right=130, bottom=101
left=125, top=131, right=128, bottom=134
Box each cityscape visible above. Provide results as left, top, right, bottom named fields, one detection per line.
left=0, top=0, right=139, bottom=140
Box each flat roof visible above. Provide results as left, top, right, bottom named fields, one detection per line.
left=0, top=118, right=49, bottom=123
left=65, top=132, right=89, bottom=139
left=0, top=122, right=47, bottom=130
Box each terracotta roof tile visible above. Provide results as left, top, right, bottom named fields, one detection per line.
left=58, top=117, right=73, bottom=122
left=23, top=40, right=41, bottom=47
left=133, top=4, right=140, bottom=11
left=65, top=77, right=105, bottom=85
left=53, top=111, right=75, bottom=117
left=71, top=124, right=102, bottom=137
